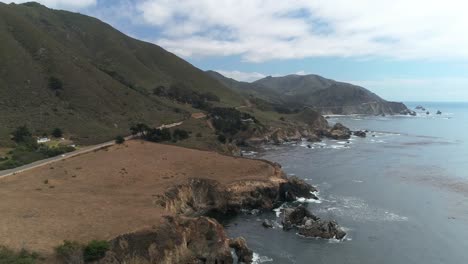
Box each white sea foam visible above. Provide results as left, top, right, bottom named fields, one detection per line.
left=296, top=197, right=322, bottom=203
left=252, top=253, right=274, bottom=263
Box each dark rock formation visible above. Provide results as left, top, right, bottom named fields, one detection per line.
left=280, top=176, right=318, bottom=202
left=281, top=205, right=346, bottom=240
left=437, top=110, right=442, bottom=115
left=281, top=205, right=318, bottom=230
left=416, top=105, right=426, bottom=111
left=98, top=216, right=235, bottom=264
left=262, top=219, right=274, bottom=228
left=229, top=237, right=254, bottom=263
left=298, top=219, right=347, bottom=240
left=327, top=123, right=352, bottom=139
left=353, top=130, right=367, bottom=138
left=426, top=111, right=430, bottom=115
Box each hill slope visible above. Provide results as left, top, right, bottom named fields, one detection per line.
left=208, top=71, right=410, bottom=115
left=0, top=2, right=243, bottom=145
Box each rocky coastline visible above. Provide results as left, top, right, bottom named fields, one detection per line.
left=91, top=162, right=345, bottom=264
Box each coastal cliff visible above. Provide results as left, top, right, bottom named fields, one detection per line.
left=92, top=163, right=318, bottom=264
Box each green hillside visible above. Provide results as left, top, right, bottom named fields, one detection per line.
left=0, top=2, right=243, bottom=146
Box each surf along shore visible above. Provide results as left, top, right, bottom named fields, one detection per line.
left=0, top=139, right=319, bottom=263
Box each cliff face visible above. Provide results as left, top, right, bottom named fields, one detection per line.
left=92, top=163, right=314, bottom=264
left=98, top=216, right=233, bottom=264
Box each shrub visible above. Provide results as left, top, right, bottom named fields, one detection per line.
left=55, top=240, right=83, bottom=264
left=217, top=134, right=226, bottom=143
left=172, top=129, right=190, bottom=141
left=83, top=240, right=110, bottom=262
left=115, top=135, right=125, bottom=144
left=145, top=128, right=172, bottom=142
left=196, top=132, right=202, bottom=138
left=0, top=246, right=38, bottom=264
left=52, top=128, right=63, bottom=138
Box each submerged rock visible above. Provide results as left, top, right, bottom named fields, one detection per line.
left=280, top=205, right=346, bottom=240
left=262, top=219, right=274, bottom=228
left=353, top=130, right=367, bottom=138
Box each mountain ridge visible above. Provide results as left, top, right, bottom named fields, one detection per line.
left=207, top=71, right=411, bottom=115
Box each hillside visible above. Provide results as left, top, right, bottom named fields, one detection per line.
left=0, top=2, right=243, bottom=146
left=208, top=71, right=411, bottom=115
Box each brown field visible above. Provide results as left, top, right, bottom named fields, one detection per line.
left=0, top=140, right=276, bottom=254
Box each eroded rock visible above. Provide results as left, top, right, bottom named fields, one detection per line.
left=280, top=205, right=346, bottom=240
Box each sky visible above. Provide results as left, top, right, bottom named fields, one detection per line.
left=3, top=0, right=468, bottom=102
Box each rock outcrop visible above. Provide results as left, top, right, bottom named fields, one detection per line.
left=280, top=176, right=318, bottom=202
left=97, top=216, right=236, bottom=264
left=229, top=237, right=254, bottom=263
left=353, top=130, right=367, bottom=138
left=325, top=123, right=352, bottom=140
left=280, top=205, right=346, bottom=240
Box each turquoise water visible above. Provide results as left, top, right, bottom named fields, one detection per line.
left=226, top=102, right=468, bottom=264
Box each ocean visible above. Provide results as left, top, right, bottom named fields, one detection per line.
left=226, top=102, right=468, bottom=264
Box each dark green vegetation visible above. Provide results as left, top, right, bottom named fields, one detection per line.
left=0, top=246, right=39, bottom=264
left=55, top=240, right=110, bottom=263
left=115, top=135, right=125, bottom=144
left=130, top=123, right=190, bottom=143
left=207, top=71, right=410, bottom=115
left=209, top=107, right=259, bottom=137
left=0, top=2, right=243, bottom=147
left=153, top=83, right=220, bottom=110
left=0, top=126, right=75, bottom=170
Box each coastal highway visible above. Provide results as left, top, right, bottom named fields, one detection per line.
left=0, top=135, right=134, bottom=179
left=0, top=121, right=186, bottom=179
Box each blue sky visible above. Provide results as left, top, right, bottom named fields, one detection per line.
left=4, top=0, right=468, bottom=102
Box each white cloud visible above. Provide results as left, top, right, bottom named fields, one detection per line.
left=129, top=0, right=468, bottom=62
left=2, top=0, right=96, bottom=9
left=215, top=70, right=267, bottom=82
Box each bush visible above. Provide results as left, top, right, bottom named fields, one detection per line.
left=115, top=135, right=125, bottom=144
left=217, top=134, right=226, bottom=143
left=83, top=240, right=110, bottom=262
left=145, top=128, right=172, bottom=142
left=52, top=128, right=63, bottom=138
left=0, top=246, right=38, bottom=264
left=55, top=240, right=83, bottom=264
left=172, top=129, right=190, bottom=141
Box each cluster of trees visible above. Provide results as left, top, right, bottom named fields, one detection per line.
left=153, top=83, right=219, bottom=110
left=130, top=123, right=190, bottom=143
left=0, top=126, right=74, bottom=170
left=247, top=96, right=300, bottom=114
left=208, top=107, right=258, bottom=142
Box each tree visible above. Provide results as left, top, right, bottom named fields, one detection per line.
left=12, top=126, right=32, bottom=143
left=52, top=128, right=63, bottom=138
left=130, top=123, right=150, bottom=137
left=115, top=135, right=125, bottom=144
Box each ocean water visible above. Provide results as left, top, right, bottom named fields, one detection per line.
left=226, top=102, right=468, bottom=264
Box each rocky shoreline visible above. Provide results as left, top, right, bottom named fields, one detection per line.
left=92, top=163, right=345, bottom=264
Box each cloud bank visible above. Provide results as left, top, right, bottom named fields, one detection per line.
left=133, top=0, right=468, bottom=62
